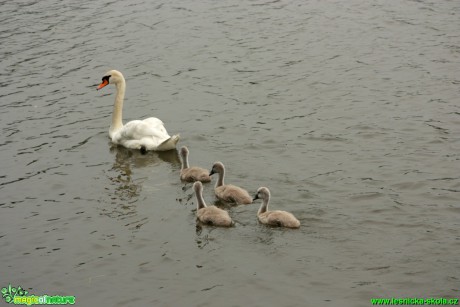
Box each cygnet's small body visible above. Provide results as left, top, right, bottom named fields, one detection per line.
left=253, top=187, right=300, bottom=228
left=209, top=162, right=252, bottom=205
left=180, top=146, right=211, bottom=183
left=194, top=182, right=233, bottom=227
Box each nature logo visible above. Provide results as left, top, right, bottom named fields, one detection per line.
left=1, top=284, right=28, bottom=304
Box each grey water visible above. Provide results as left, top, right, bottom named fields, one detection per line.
left=1, top=0, right=459, bottom=306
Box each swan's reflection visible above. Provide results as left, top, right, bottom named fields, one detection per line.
left=99, top=145, right=181, bottom=231
left=109, top=144, right=181, bottom=169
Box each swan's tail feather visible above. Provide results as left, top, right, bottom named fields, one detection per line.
left=157, top=134, right=180, bottom=151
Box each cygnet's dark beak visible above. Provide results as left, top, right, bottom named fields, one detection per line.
left=209, top=169, right=215, bottom=176
left=253, top=194, right=259, bottom=201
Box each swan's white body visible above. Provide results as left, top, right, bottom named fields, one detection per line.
left=97, top=70, right=179, bottom=151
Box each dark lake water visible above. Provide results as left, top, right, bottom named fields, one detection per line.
left=1, top=0, right=459, bottom=306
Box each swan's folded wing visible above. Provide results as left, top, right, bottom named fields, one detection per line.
left=119, top=118, right=170, bottom=141
left=218, top=185, right=252, bottom=204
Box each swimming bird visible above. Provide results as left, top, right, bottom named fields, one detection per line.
left=97, top=70, right=179, bottom=151
left=194, top=181, right=233, bottom=227
left=253, top=187, right=300, bottom=228
left=209, top=162, right=252, bottom=205
left=180, top=146, right=211, bottom=182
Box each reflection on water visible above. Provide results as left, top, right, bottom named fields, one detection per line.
left=1, top=0, right=459, bottom=305
left=108, top=146, right=142, bottom=203
left=99, top=146, right=181, bottom=230
left=195, top=225, right=209, bottom=248
left=109, top=144, right=181, bottom=170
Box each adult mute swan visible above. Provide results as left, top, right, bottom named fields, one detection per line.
left=253, top=187, right=300, bottom=228
left=97, top=70, right=179, bottom=152
left=194, top=181, right=233, bottom=227
left=209, top=162, right=252, bottom=205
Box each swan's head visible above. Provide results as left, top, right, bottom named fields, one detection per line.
left=180, top=146, right=189, bottom=158
left=253, top=187, right=270, bottom=202
left=209, top=161, right=225, bottom=176
left=97, top=70, right=124, bottom=90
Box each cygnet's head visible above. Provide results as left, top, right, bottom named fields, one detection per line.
left=97, top=70, right=124, bottom=90
left=253, top=187, right=270, bottom=201
left=193, top=181, right=203, bottom=194
left=209, top=161, right=224, bottom=176
left=180, top=146, right=189, bottom=157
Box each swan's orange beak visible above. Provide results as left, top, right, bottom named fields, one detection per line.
left=97, top=79, right=109, bottom=90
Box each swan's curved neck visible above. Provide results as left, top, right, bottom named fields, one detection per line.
left=195, top=189, right=207, bottom=209
left=181, top=153, right=189, bottom=169
left=110, top=80, right=126, bottom=137
left=215, top=168, right=225, bottom=188
left=258, top=195, right=270, bottom=215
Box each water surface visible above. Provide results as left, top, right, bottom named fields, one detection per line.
left=1, top=0, right=459, bottom=306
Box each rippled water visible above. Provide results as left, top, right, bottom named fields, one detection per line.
left=1, top=0, right=459, bottom=306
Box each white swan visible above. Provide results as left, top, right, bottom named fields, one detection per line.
left=180, top=146, right=211, bottom=183
left=209, top=162, right=252, bottom=205
left=253, top=187, right=300, bottom=228
left=97, top=70, right=179, bottom=152
left=194, top=182, right=233, bottom=227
